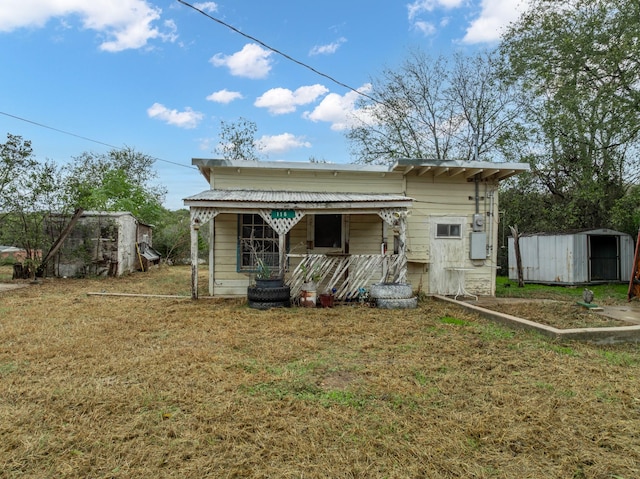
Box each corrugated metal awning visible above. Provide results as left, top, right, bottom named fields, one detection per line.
left=184, top=189, right=412, bottom=211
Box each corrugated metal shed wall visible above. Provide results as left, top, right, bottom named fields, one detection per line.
left=508, top=229, right=634, bottom=284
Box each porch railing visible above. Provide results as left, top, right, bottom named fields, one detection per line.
left=287, top=253, right=402, bottom=301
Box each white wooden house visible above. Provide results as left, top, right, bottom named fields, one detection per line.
left=184, top=159, right=529, bottom=299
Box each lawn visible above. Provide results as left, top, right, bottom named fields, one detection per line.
left=1, top=266, right=639, bottom=478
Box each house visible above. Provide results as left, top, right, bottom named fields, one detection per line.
left=52, top=211, right=159, bottom=277
left=184, top=158, right=529, bottom=299
left=508, top=229, right=634, bottom=285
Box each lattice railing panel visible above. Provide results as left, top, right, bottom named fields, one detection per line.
left=287, top=253, right=400, bottom=301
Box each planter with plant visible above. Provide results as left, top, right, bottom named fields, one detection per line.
left=300, top=263, right=321, bottom=307
left=244, top=240, right=290, bottom=309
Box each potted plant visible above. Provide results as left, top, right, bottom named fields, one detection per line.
left=255, top=258, right=284, bottom=288
left=244, top=237, right=290, bottom=309
left=300, top=263, right=321, bottom=307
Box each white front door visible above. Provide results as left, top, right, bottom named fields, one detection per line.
left=429, top=216, right=466, bottom=295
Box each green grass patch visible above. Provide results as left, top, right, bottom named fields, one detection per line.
left=496, top=276, right=628, bottom=302
left=439, top=316, right=469, bottom=326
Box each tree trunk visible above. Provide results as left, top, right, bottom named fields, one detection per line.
left=509, top=225, right=525, bottom=287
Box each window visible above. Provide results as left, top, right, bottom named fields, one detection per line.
left=314, top=214, right=342, bottom=248
left=436, top=223, right=461, bottom=238
left=238, top=214, right=278, bottom=271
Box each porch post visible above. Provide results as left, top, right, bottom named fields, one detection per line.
left=278, top=233, right=286, bottom=278
left=397, top=214, right=408, bottom=283
left=209, top=217, right=215, bottom=296
left=190, top=213, right=201, bottom=300
left=258, top=209, right=306, bottom=279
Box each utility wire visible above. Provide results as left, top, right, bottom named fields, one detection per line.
left=0, top=110, right=196, bottom=170
left=176, top=0, right=380, bottom=105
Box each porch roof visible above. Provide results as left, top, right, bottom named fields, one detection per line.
left=184, top=189, right=412, bottom=211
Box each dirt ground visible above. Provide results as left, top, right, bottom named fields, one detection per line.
left=1, top=267, right=639, bottom=478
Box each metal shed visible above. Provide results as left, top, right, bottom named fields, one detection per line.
left=508, top=229, right=634, bottom=285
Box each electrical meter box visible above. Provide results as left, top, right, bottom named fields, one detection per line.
left=470, top=232, right=487, bottom=260
left=472, top=213, right=484, bottom=232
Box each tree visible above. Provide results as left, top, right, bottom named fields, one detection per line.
left=152, top=208, right=193, bottom=263
left=0, top=134, right=37, bottom=223
left=347, top=49, right=519, bottom=164
left=63, top=147, right=166, bottom=225
left=0, top=160, right=66, bottom=274
left=499, top=0, right=640, bottom=231
left=215, top=117, right=261, bottom=161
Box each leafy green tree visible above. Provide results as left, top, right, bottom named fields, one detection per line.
left=63, top=147, right=166, bottom=224
left=0, top=160, right=66, bottom=270
left=499, top=0, right=640, bottom=231
left=0, top=134, right=37, bottom=224
left=215, top=117, right=261, bottom=161
left=152, top=208, right=193, bottom=262
left=347, top=50, right=519, bottom=164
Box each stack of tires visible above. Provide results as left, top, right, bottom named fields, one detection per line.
left=248, top=278, right=291, bottom=310
left=369, top=282, right=417, bottom=309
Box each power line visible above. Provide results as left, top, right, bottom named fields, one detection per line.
left=176, top=0, right=379, bottom=105
left=0, top=110, right=196, bottom=170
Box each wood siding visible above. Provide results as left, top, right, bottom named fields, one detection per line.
left=204, top=167, right=500, bottom=297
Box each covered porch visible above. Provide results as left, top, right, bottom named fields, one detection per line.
left=185, top=190, right=413, bottom=300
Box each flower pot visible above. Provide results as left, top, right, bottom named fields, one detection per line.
left=319, top=293, right=334, bottom=308
left=300, top=282, right=317, bottom=307
left=255, top=278, right=284, bottom=289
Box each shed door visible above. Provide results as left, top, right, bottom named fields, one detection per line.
left=589, top=235, right=619, bottom=281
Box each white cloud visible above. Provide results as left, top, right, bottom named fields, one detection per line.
left=406, top=0, right=464, bottom=37
left=256, top=133, right=311, bottom=155
left=193, top=2, right=218, bottom=13
left=147, top=102, right=204, bottom=129
left=254, top=84, right=329, bottom=115
left=462, top=0, right=531, bottom=44
left=206, top=89, right=244, bottom=104
left=413, top=20, right=436, bottom=36
left=303, top=85, right=371, bottom=131
left=210, top=43, right=273, bottom=79
left=407, top=0, right=464, bottom=20
left=309, top=37, right=347, bottom=56
left=0, top=0, right=175, bottom=52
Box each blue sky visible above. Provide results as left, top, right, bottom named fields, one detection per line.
left=0, top=0, right=530, bottom=210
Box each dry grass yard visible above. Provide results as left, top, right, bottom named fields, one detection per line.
left=1, top=265, right=639, bottom=478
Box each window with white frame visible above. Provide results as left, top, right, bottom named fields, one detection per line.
left=238, top=214, right=279, bottom=271
left=436, top=223, right=462, bottom=238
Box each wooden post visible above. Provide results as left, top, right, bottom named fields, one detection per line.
left=191, top=219, right=200, bottom=300
left=397, top=214, right=408, bottom=284
left=509, top=225, right=524, bottom=287
left=278, top=233, right=286, bottom=279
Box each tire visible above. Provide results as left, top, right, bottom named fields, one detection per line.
left=369, top=283, right=413, bottom=299
left=247, top=286, right=291, bottom=302
left=376, top=297, right=418, bottom=309
left=248, top=299, right=291, bottom=310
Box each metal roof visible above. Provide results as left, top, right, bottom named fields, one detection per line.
left=184, top=189, right=412, bottom=210
left=192, top=158, right=529, bottom=182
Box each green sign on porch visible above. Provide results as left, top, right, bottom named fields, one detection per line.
left=271, top=209, right=296, bottom=219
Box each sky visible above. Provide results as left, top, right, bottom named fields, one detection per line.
left=0, top=0, right=530, bottom=210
